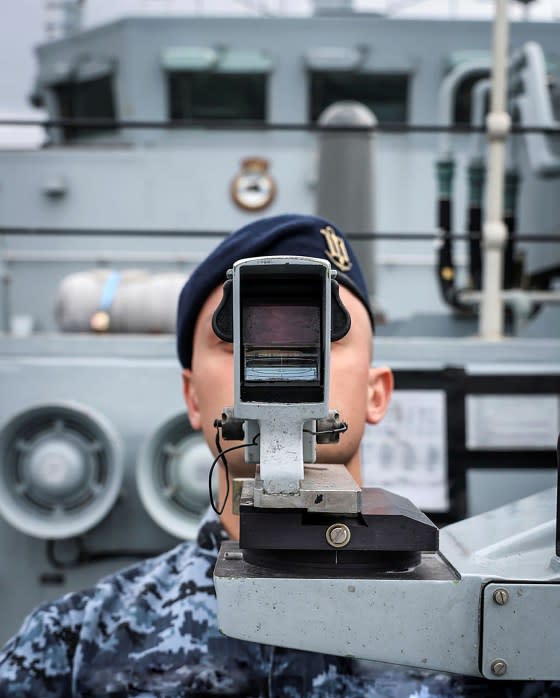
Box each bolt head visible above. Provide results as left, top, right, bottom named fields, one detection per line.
left=326, top=523, right=351, bottom=548
left=491, top=659, right=507, bottom=676
left=493, top=588, right=509, bottom=605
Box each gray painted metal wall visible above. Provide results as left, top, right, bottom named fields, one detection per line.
left=0, top=337, right=185, bottom=645
left=0, top=334, right=558, bottom=646
left=0, top=11, right=559, bottom=650
left=1, top=15, right=557, bottom=330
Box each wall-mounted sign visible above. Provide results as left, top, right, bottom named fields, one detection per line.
left=231, top=157, right=276, bottom=212
left=466, top=394, right=560, bottom=450
left=361, top=390, right=449, bottom=513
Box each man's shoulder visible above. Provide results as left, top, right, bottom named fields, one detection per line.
left=83, top=524, right=220, bottom=643
left=92, top=507, right=224, bottom=621
left=0, top=539, right=196, bottom=649
left=98, top=536, right=207, bottom=601
left=0, top=519, right=224, bottom=696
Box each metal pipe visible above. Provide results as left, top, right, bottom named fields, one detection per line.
left=464, top=76, right=490, bottom=293
left=436, top=62, right=491, bottom=313
left=435, top=159, right=472, bottom=313
left=435, top=157, right=456, bottom=296
left=0, top=250, right=203, bottom=264
left=1, top=250, right=457, bottom=268
left=509, top=42, right=560, bottom=177
left=470, top=78, right=491, bottom=159
left=479, top=0, right=511, bottom=339
left=503, top=168, right=520, bottom=289
left=437, top=59, right=491, bottom=158
left=466, top=158, right=485, bottom=290
left=460, top=289, right=560, bottom=304
left=317, top=101, right=377, bottom=302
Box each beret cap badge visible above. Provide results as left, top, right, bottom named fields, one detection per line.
left=176, top=215, right=373, bottom=369
left=320, top=225, right=352, bottom=273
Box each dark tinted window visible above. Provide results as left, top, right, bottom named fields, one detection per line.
left=53, top=75, right=116, bottom=140
left=310, top=72, right=409, bottom=123
left=168, top=72, right=266, bottom=122
left=453, top=70, right=489, bottom=124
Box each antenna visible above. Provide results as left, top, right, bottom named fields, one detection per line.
left=44, top=0, right=84, bottom=40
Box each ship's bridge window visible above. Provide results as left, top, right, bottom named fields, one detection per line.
left=163, top=47, right=272, bottom=122
left=43, top=57, right=118, bottom=141
left=310, top=72, right=409, bottom=123
left=52, top=75, right=117, bottom=140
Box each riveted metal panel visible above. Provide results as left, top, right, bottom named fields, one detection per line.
left=482, top=582, right=560, bottom=680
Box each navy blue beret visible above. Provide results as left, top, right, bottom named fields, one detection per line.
left=177, top=214, right=374, bottom=368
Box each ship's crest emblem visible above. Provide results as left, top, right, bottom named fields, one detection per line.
left=319, top=226, right=352, bottom=272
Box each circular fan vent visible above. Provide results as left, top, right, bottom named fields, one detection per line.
left=136, top=414, right=216, bottom=540
left=0, top=403, right=124, bottom=539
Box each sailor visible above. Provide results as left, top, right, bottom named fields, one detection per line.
left=0, top=214, right=460, bottom=697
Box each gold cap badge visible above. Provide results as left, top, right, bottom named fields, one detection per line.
left=320, top=226, right=352, bottom=273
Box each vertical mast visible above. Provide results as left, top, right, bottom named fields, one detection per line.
left=479, top=0, right=511, bottom=338
left=44, top=0, right=84, bottom=40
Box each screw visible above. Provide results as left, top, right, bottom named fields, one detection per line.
left=326, top=523, right=351, bottom=548
left=491, top=659, right=507, bottom=676
left=493, top=588, right=509, bottom=605
left=224, top=551, right=243, bottom=561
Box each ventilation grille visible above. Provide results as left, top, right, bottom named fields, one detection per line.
left=0, top=403, right=123, bottom=539
left=137, top=414, right=214, bottom=540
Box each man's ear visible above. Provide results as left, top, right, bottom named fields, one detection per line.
left=366, top=366, right=393, bottom=425
left=182, top=369, right=201, bottom=430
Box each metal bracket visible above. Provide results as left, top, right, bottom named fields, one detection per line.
left=247, top=463, right=361, bottom=513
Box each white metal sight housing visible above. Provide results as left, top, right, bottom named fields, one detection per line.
left=212, top=255, right=347, bottom=495
left=232, top=256, right=333, bottom=413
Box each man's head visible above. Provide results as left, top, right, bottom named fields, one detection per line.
left=177, top=214, right=392, bottom=482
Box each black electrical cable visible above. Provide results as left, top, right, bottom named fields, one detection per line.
left=211, top=421, right=230, bottom=516
left=208, top=422, right=260, bottom=516
left=208, top=422, right=345, bottom=514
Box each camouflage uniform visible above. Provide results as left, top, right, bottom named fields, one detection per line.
left=0, top=509, right=461, bottom=698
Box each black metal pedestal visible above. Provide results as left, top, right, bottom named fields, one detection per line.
left=240, top=487, right=439, bottom=574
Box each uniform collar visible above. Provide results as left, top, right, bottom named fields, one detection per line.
left=196, top=507, right=229, bottom=554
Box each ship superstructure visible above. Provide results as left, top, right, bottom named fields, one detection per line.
left=0, top=2, right=559, bottom=645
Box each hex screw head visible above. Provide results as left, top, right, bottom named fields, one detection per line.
left=491, top=659, right=508, bottom=676
left=493, top=588, right=509, bottom=605
left=326, top=523, right=351, bottom=548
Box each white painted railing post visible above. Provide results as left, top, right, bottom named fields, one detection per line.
left=479, top=0, right=511, bottom=339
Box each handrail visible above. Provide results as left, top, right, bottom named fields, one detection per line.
left=0, top=119, right=559, bottom=134
left=0, top=227, right=558, bottom=242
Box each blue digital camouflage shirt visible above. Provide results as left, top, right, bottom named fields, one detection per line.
left=0, top=509, right=463, bottom=698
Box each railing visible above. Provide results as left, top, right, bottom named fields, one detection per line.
left=1, top=227, right=559, bottom=242
left=0, top=119, right=559, bottom=134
